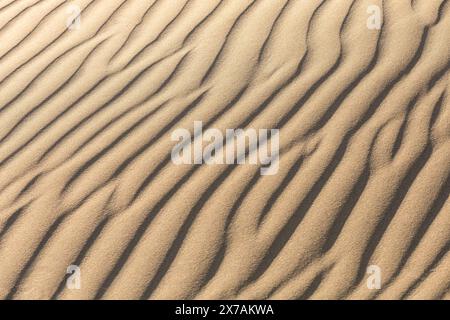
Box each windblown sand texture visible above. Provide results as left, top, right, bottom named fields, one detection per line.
left=0, top=0, right=449, bottom=300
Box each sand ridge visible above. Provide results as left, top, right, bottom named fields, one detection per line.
left=0, top=0, right=448, bottom=300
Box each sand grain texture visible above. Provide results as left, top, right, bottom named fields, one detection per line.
left=0, top=0, right=449, bottom=300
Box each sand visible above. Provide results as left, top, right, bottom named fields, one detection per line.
left=0, top=0, right=448, bottom=300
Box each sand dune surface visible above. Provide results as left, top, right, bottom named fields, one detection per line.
left=0, top=0, right=449, bottom=300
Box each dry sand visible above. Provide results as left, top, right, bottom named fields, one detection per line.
left=0, top=0, right=449, bottom=300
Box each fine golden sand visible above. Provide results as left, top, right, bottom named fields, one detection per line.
left=0, top=0, right=449, bottom=300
